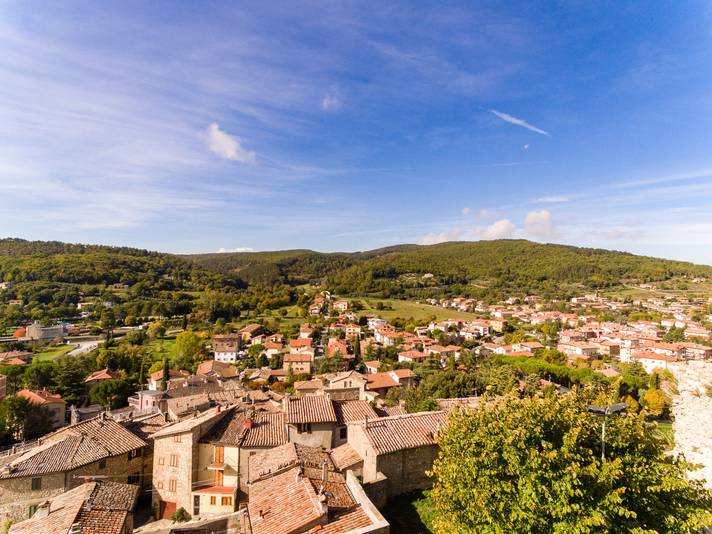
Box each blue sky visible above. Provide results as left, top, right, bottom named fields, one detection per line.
left=1, top=2, right=712, bottom=263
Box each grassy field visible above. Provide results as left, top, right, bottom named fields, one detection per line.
left=145, top=337, right=178, bottom=363
left=381, top=491, right=435, bottom=533
left=33, top=344, right=74, bottom=362
left=359, top=298, right=478, bottom=322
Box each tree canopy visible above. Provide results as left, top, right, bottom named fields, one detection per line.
left=430, top=390, right=712, bottom=533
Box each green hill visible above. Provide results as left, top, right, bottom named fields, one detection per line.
left=187, top=240, right=712, bottom=300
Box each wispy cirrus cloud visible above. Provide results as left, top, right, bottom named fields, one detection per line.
left=489, top=109, right=549, bottom=136
left=537, top=195, right=569, bottom=203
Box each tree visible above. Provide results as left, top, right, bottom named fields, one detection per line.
left=100, top=309, right=115, bottom=341
left=174, top=330, right=206, bottom=372
left=642, top=387, right=670, bottom=417
left=0, top=396, right=53, bottom=444
left=430, top=390, right=712, bottom=533
left=90, top=379, right=135, bottom=409
left=147, top=322, right=166, bottom=340
left=161, top=357, right=169, bottom=391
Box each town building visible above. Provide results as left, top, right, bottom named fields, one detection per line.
left=16, top=389, right=66, bottom=429
left=8, top=480, right=139, bottom=534
left=0, top=415, right=146, bottom=523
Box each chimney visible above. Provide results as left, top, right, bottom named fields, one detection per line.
left=321, top=459, right=328, bottom=483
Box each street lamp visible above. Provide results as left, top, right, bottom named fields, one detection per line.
left=587, top=402, right=627, bottom=461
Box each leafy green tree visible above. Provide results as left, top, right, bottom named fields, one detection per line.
left=0, top=396, right=53, bottom=444
left=90, top=379, right=136, bottom=409
left=430, top=391, right=712, bottom=533
left=174, top=330, right=206, bottom=372
left=663, top=326, right=686, bottom=343
left=23, top=362, right=56, bottom=390
left=161, top=357, right=169, bottom=391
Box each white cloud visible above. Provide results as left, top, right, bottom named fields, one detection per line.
left=489, top=109, right=549, bottom=136
left=321, top=90, right=342, bottom=111
left=206, top=123, right=257, bottom=164
left=537, top=195, right=569, bottom=203
left=523, top=143, right=529, bottom=150
left=420, top=226, right=464, bottom=245
left=524, top=209, right=556, bottom=238
left=478, top=219, right=516, bottom=239
left=217, top=247, right=254, bottom=253
left=461, top=207, right=472, bottom=216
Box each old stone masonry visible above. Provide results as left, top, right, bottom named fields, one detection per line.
left=670, top=361, right=712, bottom=489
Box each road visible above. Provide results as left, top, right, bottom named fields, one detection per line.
left=66, top=340, right=101, bottom=356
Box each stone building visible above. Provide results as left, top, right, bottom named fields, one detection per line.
left=25, top=322, right=64, bottom=342
left=151, top=407, right=230, bottom=519
left=151, top=405, right=287, bottom=520
left=285, top=396, right=337, bottom=450
left=346, top=411, right=447, bottom=506
left=0, top=415, right=146, bottom=523
left=8, top=480, right=139, bottom=534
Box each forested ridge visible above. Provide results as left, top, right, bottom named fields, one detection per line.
left=2, top=237, right=711, bottom=313
left=188, top=240, right=712, bottom=299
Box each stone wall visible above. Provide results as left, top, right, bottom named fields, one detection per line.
left=0, top=451, right=144, bottom=524
left=375, top=445, right=439, bottom=497
left=670, top=361, right=712, bottom=489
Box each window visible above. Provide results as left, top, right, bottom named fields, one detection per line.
left=173, top=435, right=181, bottom=443
left=221, top=496, right=232, bottom=506
left=127, top=473, right=140, bottom=485
left=98, top=458, right=107, bottom=469
left=29, top=505, right=37, bottom=517
left=31, top=478, right=41, bottom=491
left=339, top=427, right=347, bottom=440
left=158, top=457, right=165, bottom=465
left=210, top=496, right=216, bottom=505
left=157, top=481, right=163, bottom=489
left=296, top=423, right=312, bottom=434
left=168, top=479, right=177, bottom=492
left=170, top=454, right=179, bottom=467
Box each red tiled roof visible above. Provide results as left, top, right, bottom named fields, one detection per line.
left=329, top=443, right=363, bottom=471
left=332, top=400, right=378, bottom=426
left=286, top=396, right=337, bottom=424
left=16, top=389, right=65, bottom=405
left=358, top=411, right=447, bottom=455
left=84, top=368, right=119, bottom=383
left=245, top=467, right=324, bottom=534
left=289, top=338, right=313, bottom=348
left=305, top=507, right=373, bottom=534
left=0, top=417, right=146, bottom=479
left=9, top=481, right=138, bottom=534
left=365, top=373, right=398, bottom=391
left=294, top=379, right=323, bottom=391
left=149, top=369, right=189, bottom=381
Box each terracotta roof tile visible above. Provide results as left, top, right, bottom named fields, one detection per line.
left=329, top=443, right=363, bottom=471
left=286, top=396, right=337, bottom=424
left=332, top=400, right=378, bottom=426
left=357, top=411, right=447, bottom=455
left=0, top=417, right=145, bottom=479
left=9, top=481, right=138, bottom=534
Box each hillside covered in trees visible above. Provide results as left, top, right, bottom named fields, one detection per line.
left=189, top=240, right=712, bottom=300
